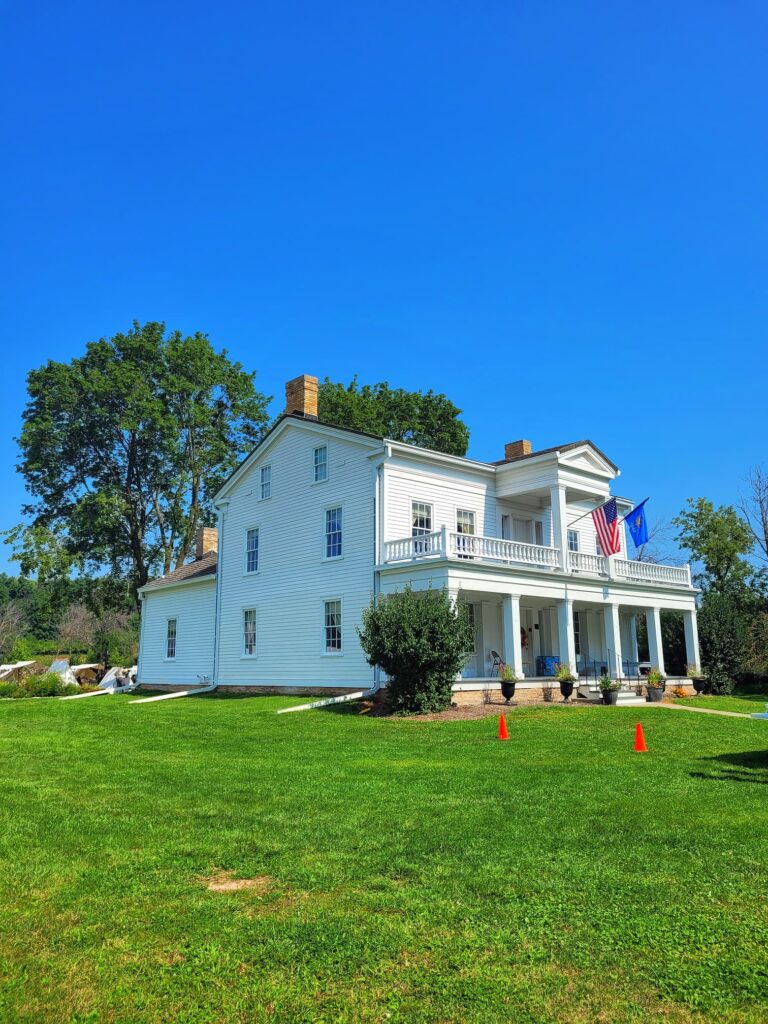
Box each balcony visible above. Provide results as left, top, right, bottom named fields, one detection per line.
left=382, top=526, right=692, bottom=588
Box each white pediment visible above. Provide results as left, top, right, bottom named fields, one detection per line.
left=559, top=445, right=617, bottom=478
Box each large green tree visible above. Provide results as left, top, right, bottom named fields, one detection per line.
left=318, top=377, right=470, bottom=456
left=672, top=498, right=754, bottom=593
left=16, top=321, right=269, bottom=595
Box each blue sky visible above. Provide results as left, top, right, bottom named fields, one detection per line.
left=1, top=1, right=766, bottom=572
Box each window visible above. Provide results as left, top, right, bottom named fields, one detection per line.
left=166, top=618, right=177, bottom=659
left=324, top=599, right=342, bottom=653
left=245, top=527, right=259, bottom=573
left=456, top=509, right=475, bottom=558
left=260, top=465, right=271, bottom=500
left=534, top=521, right=544, bottom=546
left=314, top=445, right=328, bottom=482
left=573, top=610, right=581, bottom=656
left=412, top=501, right=432, bottom=553
left=568, top=530, right=580, bottom=553
left=243, top=608, right=257, bottom=656
left=595, top=535, right=602, bottom=556
left=325, top=507, right=342, bottom=558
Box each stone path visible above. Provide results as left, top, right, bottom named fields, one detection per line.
left=647, top=703, right=751, bottom=719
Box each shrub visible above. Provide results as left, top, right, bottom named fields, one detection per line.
left=358, top=586, right=474, bottom=714
left=671, top=685, right=688, bottom=698
left=698, top=592, right=745, bottom=695
left=0, top=673, right=79, bottom=699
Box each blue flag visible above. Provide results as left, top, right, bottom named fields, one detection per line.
left=625, top=500, right=649, bottom=548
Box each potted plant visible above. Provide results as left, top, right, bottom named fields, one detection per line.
left=686, top=664, right=706, bottom=695
left=555, top=662, right=577, bottom=703
left=599, top=673, right=621, bottom=705
left=646, top=668, right=666, bottom=702
left=499, top=664, right=517, bottom=704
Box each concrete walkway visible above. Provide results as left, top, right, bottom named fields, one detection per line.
left=646, top=703, right=751, bottom=719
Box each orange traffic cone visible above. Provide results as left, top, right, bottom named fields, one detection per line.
left=634, top=722, right=647, bottom=753
left=498, top=714, right=509, bottom=741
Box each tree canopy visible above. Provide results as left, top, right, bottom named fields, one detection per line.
left=16, top=321, right=270, bottom=595
left=672, top=497, right=755, bottom=593
left=318, top=377, right=470, bottom=456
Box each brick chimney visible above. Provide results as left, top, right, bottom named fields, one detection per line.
left=285, top=374, right=319, bottom=419
left=195, top=526, right=218, bottom=560
left=504, top=439, right=532, bottom=461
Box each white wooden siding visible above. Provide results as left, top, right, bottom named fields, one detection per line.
left=138, top=580, right=216, bottom=685
left=216, top=421, right=378, bottom=687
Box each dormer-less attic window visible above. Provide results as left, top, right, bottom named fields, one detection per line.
left=314, top=445, right=328, bottom=482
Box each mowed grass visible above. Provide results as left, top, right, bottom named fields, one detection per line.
left=681, top=691, right=768, bottom=715
left=1, top=697, right=767, bottom=1023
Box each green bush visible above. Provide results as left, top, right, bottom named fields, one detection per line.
left=0, top=673, right=79, bottom=699
left=357, top=586, right=474, bottom=714
left=698, top=592, right=745, bottom=695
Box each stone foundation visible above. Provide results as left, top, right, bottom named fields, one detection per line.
left=136, top=683, right=365, bottom=697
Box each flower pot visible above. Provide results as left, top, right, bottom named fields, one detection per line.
left=646, top=686, right=664, bottom=703
left=691, top=677, right=706, bottom=695
left=500, top=680, right=516, bottom=703
left=559, top=680, right=575, bottom=703
left=601, top=689, right=619, bottom=705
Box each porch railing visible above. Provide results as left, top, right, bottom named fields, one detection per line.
left=568, top=551, right=608, bottom=576
left=614, top=559, right=691, bottom=587
left=383, top=528, right=560, bottom=570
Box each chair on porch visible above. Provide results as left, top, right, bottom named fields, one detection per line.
left=490, top=651, right=504, bottom=677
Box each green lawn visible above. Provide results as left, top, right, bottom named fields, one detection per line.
left=679, top=691, right=768, bottom=716
left=1, top=697, right=767, bottom=1023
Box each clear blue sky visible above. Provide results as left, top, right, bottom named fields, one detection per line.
left=1, top=1, right=766, bottom=572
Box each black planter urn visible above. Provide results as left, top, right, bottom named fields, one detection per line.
left=602, top=689, right=619, bottom=705
left=559, top=680, right=575, bottom=703
left=691, top=676, right=706, bottom=695
left=646, top=686, right=664, bottom=703
left=500, top=680, right=517, bottom=703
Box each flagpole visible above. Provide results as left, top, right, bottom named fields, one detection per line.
left=567, top=496, right=614, bottom=528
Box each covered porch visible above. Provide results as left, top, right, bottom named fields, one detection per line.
left=456, top=590, right=700, bottom=684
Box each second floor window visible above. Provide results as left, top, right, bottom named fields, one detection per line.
left=166, top=618, right=177, bottom=659
left=456, top=509, right=475, bottom=558
left=568, top=530, right=580, bottom=553
left=260, top=465, right=271, bottom=499
left=412, top=501, right=432, bottom=553
left=314, top=445, right=328, bottom=482
left=246, top=528, right=259, bottom=573
left=325, top=507, right=342, bottom=558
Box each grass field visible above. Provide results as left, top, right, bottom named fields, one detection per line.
left=680, top=691, right=768, bottom=715
left=1, top=696, right=767, bottom=1023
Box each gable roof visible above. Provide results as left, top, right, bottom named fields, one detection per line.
left=491, top=440, right=619, bottom=473
left=141, top=550, right=218, bottom=592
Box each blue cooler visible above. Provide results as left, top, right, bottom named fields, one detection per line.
left=536, top=655, right=559, bottom=677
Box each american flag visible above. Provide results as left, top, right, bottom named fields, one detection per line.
left=592, top=497, right=621, bottom=555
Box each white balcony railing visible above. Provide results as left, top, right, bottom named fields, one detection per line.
left=614, top=558, right=691, bottom=587
left=382, top=527, right=693, bottom=588
left=568, top=550, right=608, bottom=576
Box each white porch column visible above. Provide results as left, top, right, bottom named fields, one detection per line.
left=550, top=482, right=569, bottom=572
left=557, top=597, right=576, bottom=674
left=629, top=614, right=640, bottom=664
left=645, top=607, right=665, bottom=675
left=603, top=603, right=623, bottom=678
left=683, top=607, right=701, bottom=674
left=501, top=594, right=524, bottom=678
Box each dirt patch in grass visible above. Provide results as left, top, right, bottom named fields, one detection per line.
left=356, top=699, right=578, bottom=721
left=201, top=871, right=273, bottom=893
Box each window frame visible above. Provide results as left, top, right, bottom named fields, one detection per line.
left=165, top=617, right=177, bottom=661
left=455, top=507, right=476, bottom=558
left=411, top=499, right=433, bottom=554
left=313, top=445, right=328, bottom=483
left=324, top=505, right=343, bottom=560
left=573, top=609, right=581, bottom=656
left=242, top=607, right=257, bottom=658
left=567, top=529, right=580, bottom=553
left=259, top=464, right=271, bottom=500
left=322, top=597, right=343, bottom=655
left=244, top=526, right=260, bottom=574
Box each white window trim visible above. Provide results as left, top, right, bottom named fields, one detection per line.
left=312, top=445, right=329, bottom=484
left=410, top=498, right=433, bottom=536
left=244, top=525, right=260, bottom=575
left=323, top=504, right=343, bottom=561
left=568, top=529, right=580, bottom=553
left=259, top=464, right=272, bottom=501
left=454, top=506, right=476, bottom=533
left=321, top=596, right=344, bottom=656
left=165, top=617, right=177, bottom=661
left=242, top=606, right=257, bottom=659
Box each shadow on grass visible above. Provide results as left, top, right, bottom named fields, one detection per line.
left=691, top=749, right=768, bottom=785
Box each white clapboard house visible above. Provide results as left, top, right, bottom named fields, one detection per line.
left=137, top=374, right=700, bottom=695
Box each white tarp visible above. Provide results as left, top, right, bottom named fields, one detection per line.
left=0, top=660, right=37, bottom=681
